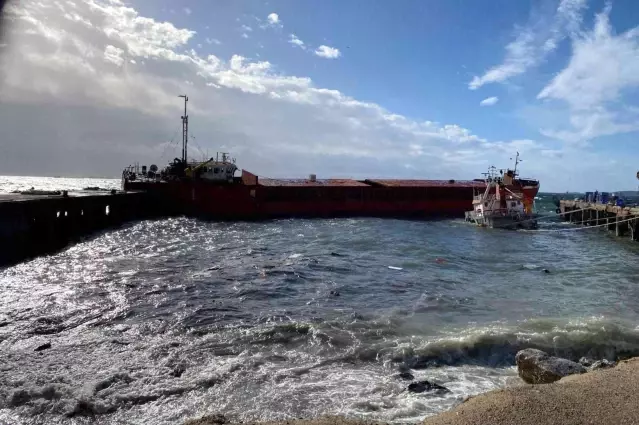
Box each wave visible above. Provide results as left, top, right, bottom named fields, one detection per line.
left=221, top=316, right=639, bottom=369
left=395, top=319, right=639, bottom=369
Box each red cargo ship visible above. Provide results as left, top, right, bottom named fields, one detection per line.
left=122, top=95, right=539, bottom=219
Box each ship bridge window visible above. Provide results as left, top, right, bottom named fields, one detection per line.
left=484, top=202, right=488, bottom=207
left=511, top=202, right=516, bottom=207
left=214, top=168, right=219, bottom=174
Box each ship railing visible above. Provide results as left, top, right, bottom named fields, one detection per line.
left=484, top=208, right=523, bottom=217
left=516, top=178, right=539, bottom=185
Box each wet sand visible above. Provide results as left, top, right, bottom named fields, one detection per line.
left=186, top=357, right=639, bottom=425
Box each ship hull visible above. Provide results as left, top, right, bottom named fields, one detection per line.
left=124, top=180, right=481, bottom=220
left=520, top=186, right=540, bottom=200
left=464, top=211, right=539, bottom=230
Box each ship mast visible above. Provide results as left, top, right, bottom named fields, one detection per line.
left=179, top=94, right=189, bottom=164
left=512, top=151, right=521, bottom=176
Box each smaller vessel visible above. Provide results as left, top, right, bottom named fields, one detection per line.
left=465, top=165, right=538, bottom=230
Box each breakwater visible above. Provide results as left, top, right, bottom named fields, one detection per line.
left=0, top=191, right=158, bottom=266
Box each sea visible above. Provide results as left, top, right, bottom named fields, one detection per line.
left=2, top=175, right=639, bottom=425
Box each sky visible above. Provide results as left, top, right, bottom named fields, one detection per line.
left=0, top=0, right=639, bottom=192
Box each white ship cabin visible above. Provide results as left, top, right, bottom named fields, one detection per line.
left=196, top=153, right=238, bottom=182
left=472, top=189, right=525, bottom=218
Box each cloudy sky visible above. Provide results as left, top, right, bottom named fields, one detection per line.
left=1, top=0, right=638, bottom=192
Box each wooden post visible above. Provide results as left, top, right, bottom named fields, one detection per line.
left=616, top=215, right=628, bottom=237
left=616, top=216, right=621, bottom=237
left=607, top=215, right=612, bottom=231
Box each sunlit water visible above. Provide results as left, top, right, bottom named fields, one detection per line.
left=0, top=175, right=120, bottom=193
left=1, top=176, right=639, bottom=425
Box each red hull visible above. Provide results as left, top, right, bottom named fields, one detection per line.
left=126, top=181, right=480, bottom=219
left=124, top=176, right=539, bottom=220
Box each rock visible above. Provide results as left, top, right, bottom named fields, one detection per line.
left=396, top=372, right=414, bottom=381
left=329, top=290, right=340, bottom=296
left=579, top=356, right=594, bottom=367
left=34, top=342, right=51, bottom=352
left=589, top=359, right=616, bottom=371
left=183, top=414, right=228, bottom=425
left=407, top=380, right=450, bottom=394
left=542, top=268, right=550, bottom=274
left=516, top=348, right=586, bottom=384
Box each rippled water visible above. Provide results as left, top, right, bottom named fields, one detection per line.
left=1, top=177, right=639, bottom=425
left=0, top=175, right=120, bottom=193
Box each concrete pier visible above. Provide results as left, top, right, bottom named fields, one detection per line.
left=0, top=191, right=159, bottom=267
left=559, top=200, right=639, bottom=242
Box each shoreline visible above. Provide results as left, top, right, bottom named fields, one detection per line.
left=184, top=357, right=639, bottom=425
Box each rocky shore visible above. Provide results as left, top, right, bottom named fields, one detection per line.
left=183, top=351, right=639, bottom=425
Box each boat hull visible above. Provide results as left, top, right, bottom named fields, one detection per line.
left=124, top=180, right=480, bottom=219
left=464, top=211, right=539, bottom=230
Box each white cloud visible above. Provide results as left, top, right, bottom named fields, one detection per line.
left=205, top=37, right=221, bottom=45
left=289, top=34, right=305, bottom=49
left=479, top=96, right=499, bottom=106
left=315, top=45, right=341, bottom=59
left=241, top=24, right=253, bottom=32
left=183, top=7, right=191, bottom=16
left=261, top=13, right=282, bottom=29
left=267, top=13, right=280, bottom=25
left=541, top=149, right=563, bottom=158
left=103, top=44, right=124, bottom=66
left=469, top=0, right=587, bottom=89
left=0, top=0, right=573, bottom=189
left=241, top=33, right=249, bottom=39
left=536, top=4, right=639, bottom=143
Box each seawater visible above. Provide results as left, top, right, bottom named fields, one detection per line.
left=1, top=176, right=639, bottom=425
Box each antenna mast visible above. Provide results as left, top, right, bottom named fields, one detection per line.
left=179, top=94, right=189, bottom=163
left=513, top=152, right=520, bottom=175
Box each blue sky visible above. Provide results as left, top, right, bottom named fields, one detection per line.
left=2, top=0, right=639, bottom=191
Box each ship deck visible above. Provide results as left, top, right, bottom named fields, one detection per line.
left=257, top=178, right=486, bottom=188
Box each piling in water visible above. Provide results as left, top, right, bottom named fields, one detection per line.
left=559, top=200, right=639, bottom=242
